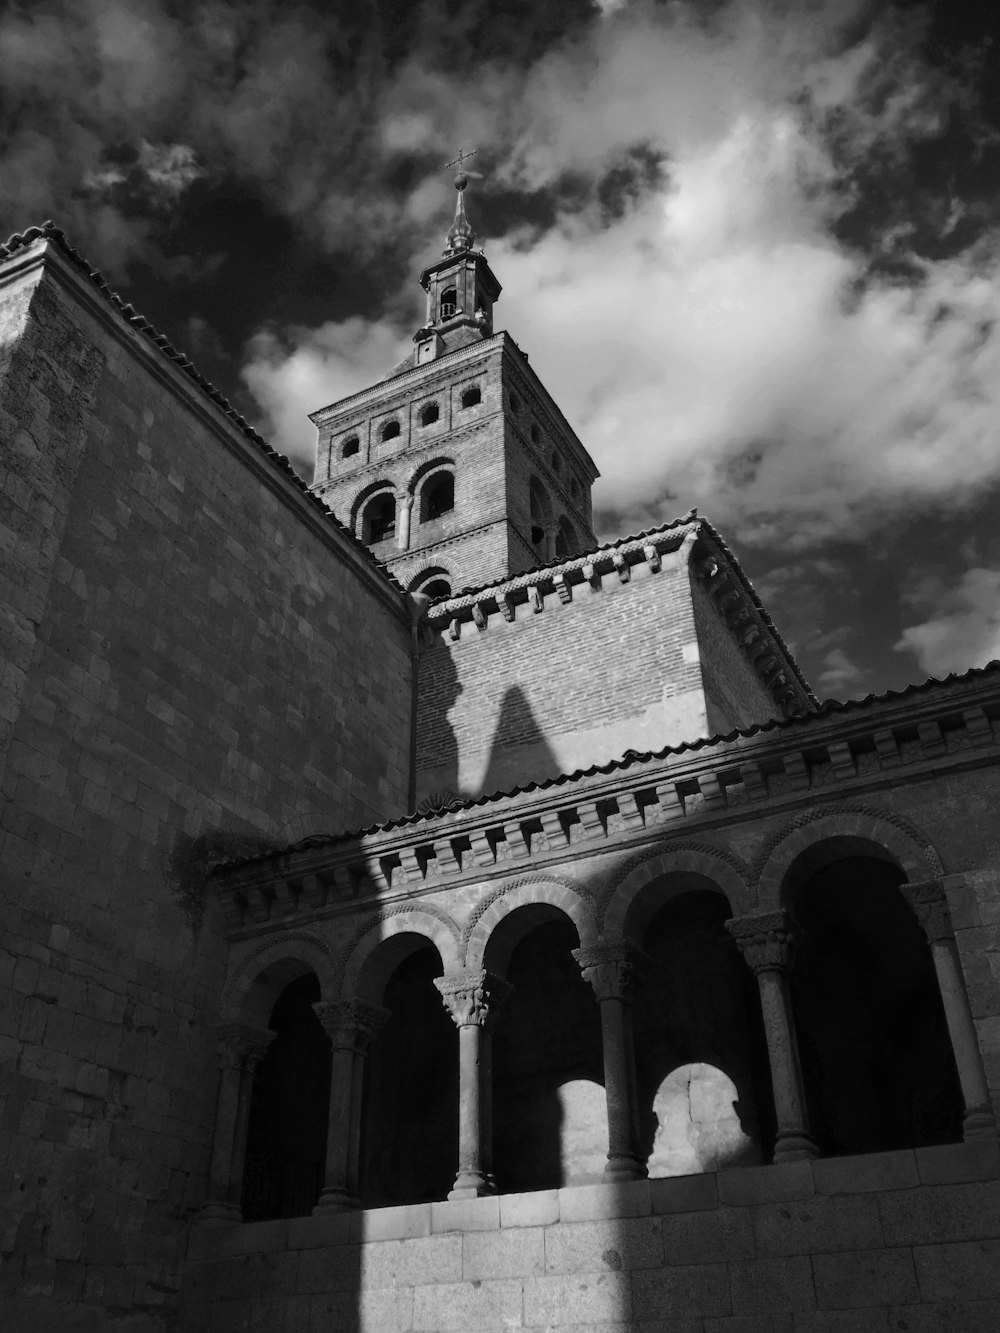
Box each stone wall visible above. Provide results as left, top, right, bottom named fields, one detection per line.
left=690, top=575, right=780, bottom=735
left=179, top=1142, right=1000, bottom=1331
left=0, top=242, right=413, bottom=1330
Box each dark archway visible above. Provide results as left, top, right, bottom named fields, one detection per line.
left=634, top=888, right=774, bottom=1174
left=492, top=913, right=604, bottom=1192
left=359, top=941, right=457, bottom=1207
left=241, top=972, right=332, bottom=1220
left=361, top=491, right=396, bottom=545
left=419, top=471, right=455, bottom=522
left=789, top=855, right=963, bottom=1155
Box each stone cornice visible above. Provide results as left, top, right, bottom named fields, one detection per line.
left=211, top=665, right=1000, bottom=934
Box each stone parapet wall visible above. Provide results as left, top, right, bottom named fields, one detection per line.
left=179, top=1141, right=1000, bottom=1332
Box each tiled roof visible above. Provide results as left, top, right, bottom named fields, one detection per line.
left=0, top=222, right=406, bottom=595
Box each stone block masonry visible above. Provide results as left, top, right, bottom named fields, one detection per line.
left=0, top=240, right=413, bottom=1331
left=180, top=1143, right=1000, bottom=1331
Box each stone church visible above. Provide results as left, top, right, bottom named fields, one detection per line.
left=1, top=172, right=999, bottom=1332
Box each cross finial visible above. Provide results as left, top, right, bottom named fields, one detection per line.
left=443, top=148, right=477, bottom=173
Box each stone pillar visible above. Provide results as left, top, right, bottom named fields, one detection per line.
left=312, top=999, right=390, bottom=1213
left=200, top=1024, right=273, bottom=1223
left=434, top=971, right=512, bottom=1199
left=726, top=912, right=818, bottom=1163
left=397, top=493, right=413, bottom=551
left=573, top=944, right=648, bottom=1183
left=901, top=879, right=996, bottom=1139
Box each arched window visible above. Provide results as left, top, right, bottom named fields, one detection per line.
left=461, top=385, right=481, bottom=409
left=419, top=402, right=440, bottom=427
left=342, top=436, right=360, bottom=459
left=551, top=450, right=561, bottom=474
left=509, top=392, right=521, bottom=415
left=362, top=492, right=396, bottom=544
left=530, top=424, right=541, bottom=445
left=410, top=567, right=452, bottom=600
left=440, top=287, right=457, bottom=320
left=420, top=471, right=455, bottom=522
left=529, top=477, right=550, bottom=554
left=555, top=516, right=576, bottom=559
left=381, top=420, right=401, bottom=443
left=570, top=477, right=581, bottom=500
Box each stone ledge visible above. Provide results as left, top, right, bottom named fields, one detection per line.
left=185, top=1141, right=1000, bottom=1260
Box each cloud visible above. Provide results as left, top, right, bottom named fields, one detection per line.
left=237, top=1, right=1000, bottom=554
left=241, top=320, right=411, bottom=473
left=895, top=568, right=1000, bottom=678
left=816, top=646, right=866, bottom=699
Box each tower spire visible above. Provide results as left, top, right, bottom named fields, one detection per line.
left=443, top=148, right=478, bottom=256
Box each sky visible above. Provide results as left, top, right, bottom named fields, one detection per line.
left=3, top=0, right=1000, bottom=700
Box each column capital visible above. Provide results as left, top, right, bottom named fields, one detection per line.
left=434, top=970, right=512, bottom=1028
left=573, top=943, right=644, bottom=1002
left=313, top=998, right=390, bottom=1050
left=899, top=879, right=954, bottom=943
left=398, top=491, right=414, bottom=509
left=216, top=1023, right=274, bottom=1072
left=725, top=910, right=799, bottom=974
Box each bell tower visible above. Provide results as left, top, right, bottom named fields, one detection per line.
left=310, top=157, right=599, bottom=597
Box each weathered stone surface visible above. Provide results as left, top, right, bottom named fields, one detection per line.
left=543, top=1216, right=664, bottom=1274
left=523, top=1270, right=633, bottom=1326
left=751, top=1195, right=883, bottom=1256
left=811, top=1247, right=919, bottom=1309
left=463, top=1225, right=545, bottom=1280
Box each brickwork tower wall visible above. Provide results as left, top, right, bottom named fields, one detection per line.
left=0, top=240, right=413, bottom=1331
left=414, top=535, right=784, bottom=805
left=310, top=333, right=598, bottom=596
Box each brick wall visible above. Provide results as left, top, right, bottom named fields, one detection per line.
left=690, top=575, right=782, bottom=735
left=179, top=1144, right=1000, bottom=1332
left=0, top=247, right=413, bottom=1329
left=415, top=554, right=709, bottom=803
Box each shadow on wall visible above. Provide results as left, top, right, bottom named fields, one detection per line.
left=480, top=686, right=561, bottom=799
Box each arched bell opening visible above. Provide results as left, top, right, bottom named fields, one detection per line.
left=633, top=885, right=774, bottom=1176
left=788, top=851, right=964, bottom=1156
left=241, top=972, right=332, bottom=1220
left=490, top=907, right=604, bottom=1192
left=359, top=937, right=457, bottom=1208
left=528, top=477, right=551, bottom=559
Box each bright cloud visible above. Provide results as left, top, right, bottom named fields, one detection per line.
left=895, top=568, right=1000, bottom=678
left=241, top=3, right=1000, bottom=553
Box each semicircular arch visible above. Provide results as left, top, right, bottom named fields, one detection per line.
left=339, top=904, right=461, bottom=1002
left=463, top=875, right=598, bottom=972
left=602, top=842, right=750, bottom=942
left=221, top=931, right=336, bottom=1027
left=407, top=456, right=456, bottom=496
left=753, top=802, right=944, bottom=911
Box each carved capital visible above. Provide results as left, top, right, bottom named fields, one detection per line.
left=900, top=879, right=954, bottom=944
left=573, top=944, right=644, bottom=1002
left=725, top=911, right=798, bottom=974
left=434, top=971, right=512, bottom=1029
left=313, top=999, right=390, bottom=1051
left=216, top=1023, right=274, bottom=1072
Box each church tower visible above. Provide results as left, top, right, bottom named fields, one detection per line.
left=310, top=160, right=599, bottom=597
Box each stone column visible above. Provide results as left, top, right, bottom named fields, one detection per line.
left=726, top=912, right=818, bottom=1163
left=434, top=971, right=512, bottom=1199
left=573, top=944, right=648, bottom=1183
left=312, top=999, right=390, bottom=1213
left=200, top=1024, right=273, bottom=1222
left=901, top=879, right=996, bottom=1139
left=397, top=493, right=413, bottom=551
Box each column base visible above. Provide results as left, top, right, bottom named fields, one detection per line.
left=448, top=1171, right=494, bottom=1199
left=312, top=1188, right=359, bottom=1215
left=198, top=1202, right=243, bottom=1224
left=963, top=1104, right=998, bottom=1139
left=604, top=1154, right=648, bottom=1183
left=773, top=1131, right=819, bottom=1162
